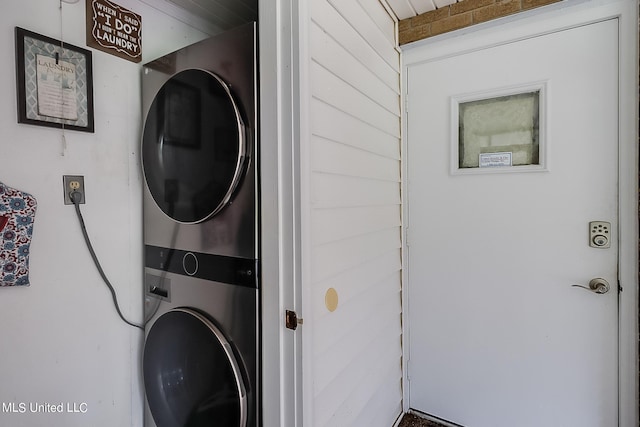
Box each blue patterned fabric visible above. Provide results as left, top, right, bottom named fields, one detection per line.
left=0, top=182, right=37, bottom=287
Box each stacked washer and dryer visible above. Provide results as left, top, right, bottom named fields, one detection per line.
left=140, top=24, right=260, bottom=427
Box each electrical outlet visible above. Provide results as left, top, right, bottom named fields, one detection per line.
left=63, top=175, right=85, bottom=205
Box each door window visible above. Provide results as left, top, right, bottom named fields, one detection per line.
left=452, top=85, right=545, bottom=173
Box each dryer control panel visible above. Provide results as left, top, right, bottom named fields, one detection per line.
left=145, top=245, right=259, bottom=288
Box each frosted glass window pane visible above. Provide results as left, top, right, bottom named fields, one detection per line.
left=459, top=91, right=540, bottom=168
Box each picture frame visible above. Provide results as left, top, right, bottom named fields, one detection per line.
left=15, top=27, right=94, bottom=133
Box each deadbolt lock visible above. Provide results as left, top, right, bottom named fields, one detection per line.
left=592, top=235, right=608, bottom=247
left=589, top=221, right=611, bottom=249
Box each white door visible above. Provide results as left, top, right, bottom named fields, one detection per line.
left=406, top=19, right=619, bottom=427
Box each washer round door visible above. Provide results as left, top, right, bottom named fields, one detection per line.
left=142, top=69, right=246, bottom=224
left=143, top=308, right=248, bottom=427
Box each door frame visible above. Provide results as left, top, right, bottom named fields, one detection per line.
left=400, top=0, right=638, bottom=425
left=259, top=0, right=303, bottom=426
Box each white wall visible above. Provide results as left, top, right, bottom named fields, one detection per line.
left=0, top=1, right=210, bottom=426
left=301, top=0, right=403, bottom=425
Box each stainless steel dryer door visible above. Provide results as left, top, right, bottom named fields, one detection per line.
left=142, top=69, right=246, bottom=224
left=143, top=308, right=248, bottom=427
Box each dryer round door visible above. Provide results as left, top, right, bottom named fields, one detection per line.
left=143, top=308, right=248, bottom=427
left=142, top=69, right=247, bottom=224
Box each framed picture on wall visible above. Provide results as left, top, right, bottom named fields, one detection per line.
left=15, top=27, right=95, bottom=133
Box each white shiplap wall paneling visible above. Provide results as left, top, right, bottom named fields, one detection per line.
left=311, top=137, right=400, bottom=183
left=311, top=23, right=399, bottom=113
left=357, top=0, right=398, bottom=43
left=311, top=64, right=399, bottom=137
left=306, top=0, right=402, bottom=425
left=312, top=0, right=400, bottom=88
left=313, top=278, right=401, bottom=425
left=311, top=101, right=400, bottom=159
left=311, top=227, right=401, bottom=282
left=325, top=0, right=400, bottom=69
left=311, top=173, right=400, bottom=210
left=311, top=205, right=401, bottom=246
left=357, top=369, right=404, bottom=426
left=310, top=251, right=401, bottom=325
left=312, top=270, right=402, bottom=357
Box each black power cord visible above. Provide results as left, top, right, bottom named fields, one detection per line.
left=70, top=191, right=144, bottom=331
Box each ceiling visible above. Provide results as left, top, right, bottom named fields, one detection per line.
left=385, top=0, right=458, bottom=20
left=159, top=0, right=458, bottom=30
left=161, top=0, right=258, bottom=30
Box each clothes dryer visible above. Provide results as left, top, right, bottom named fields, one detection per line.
left=140, top=23, right=259, bottom=427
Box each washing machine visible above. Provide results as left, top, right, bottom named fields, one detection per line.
left=140, top=23, right=259, bottom=427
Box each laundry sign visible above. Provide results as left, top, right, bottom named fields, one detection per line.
left=86, top=0, right=142, bottom=63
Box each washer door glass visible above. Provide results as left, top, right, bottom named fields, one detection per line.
left=142, top=69, right=246, bottom=224
left=143, top=308, right=247, bottom=427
